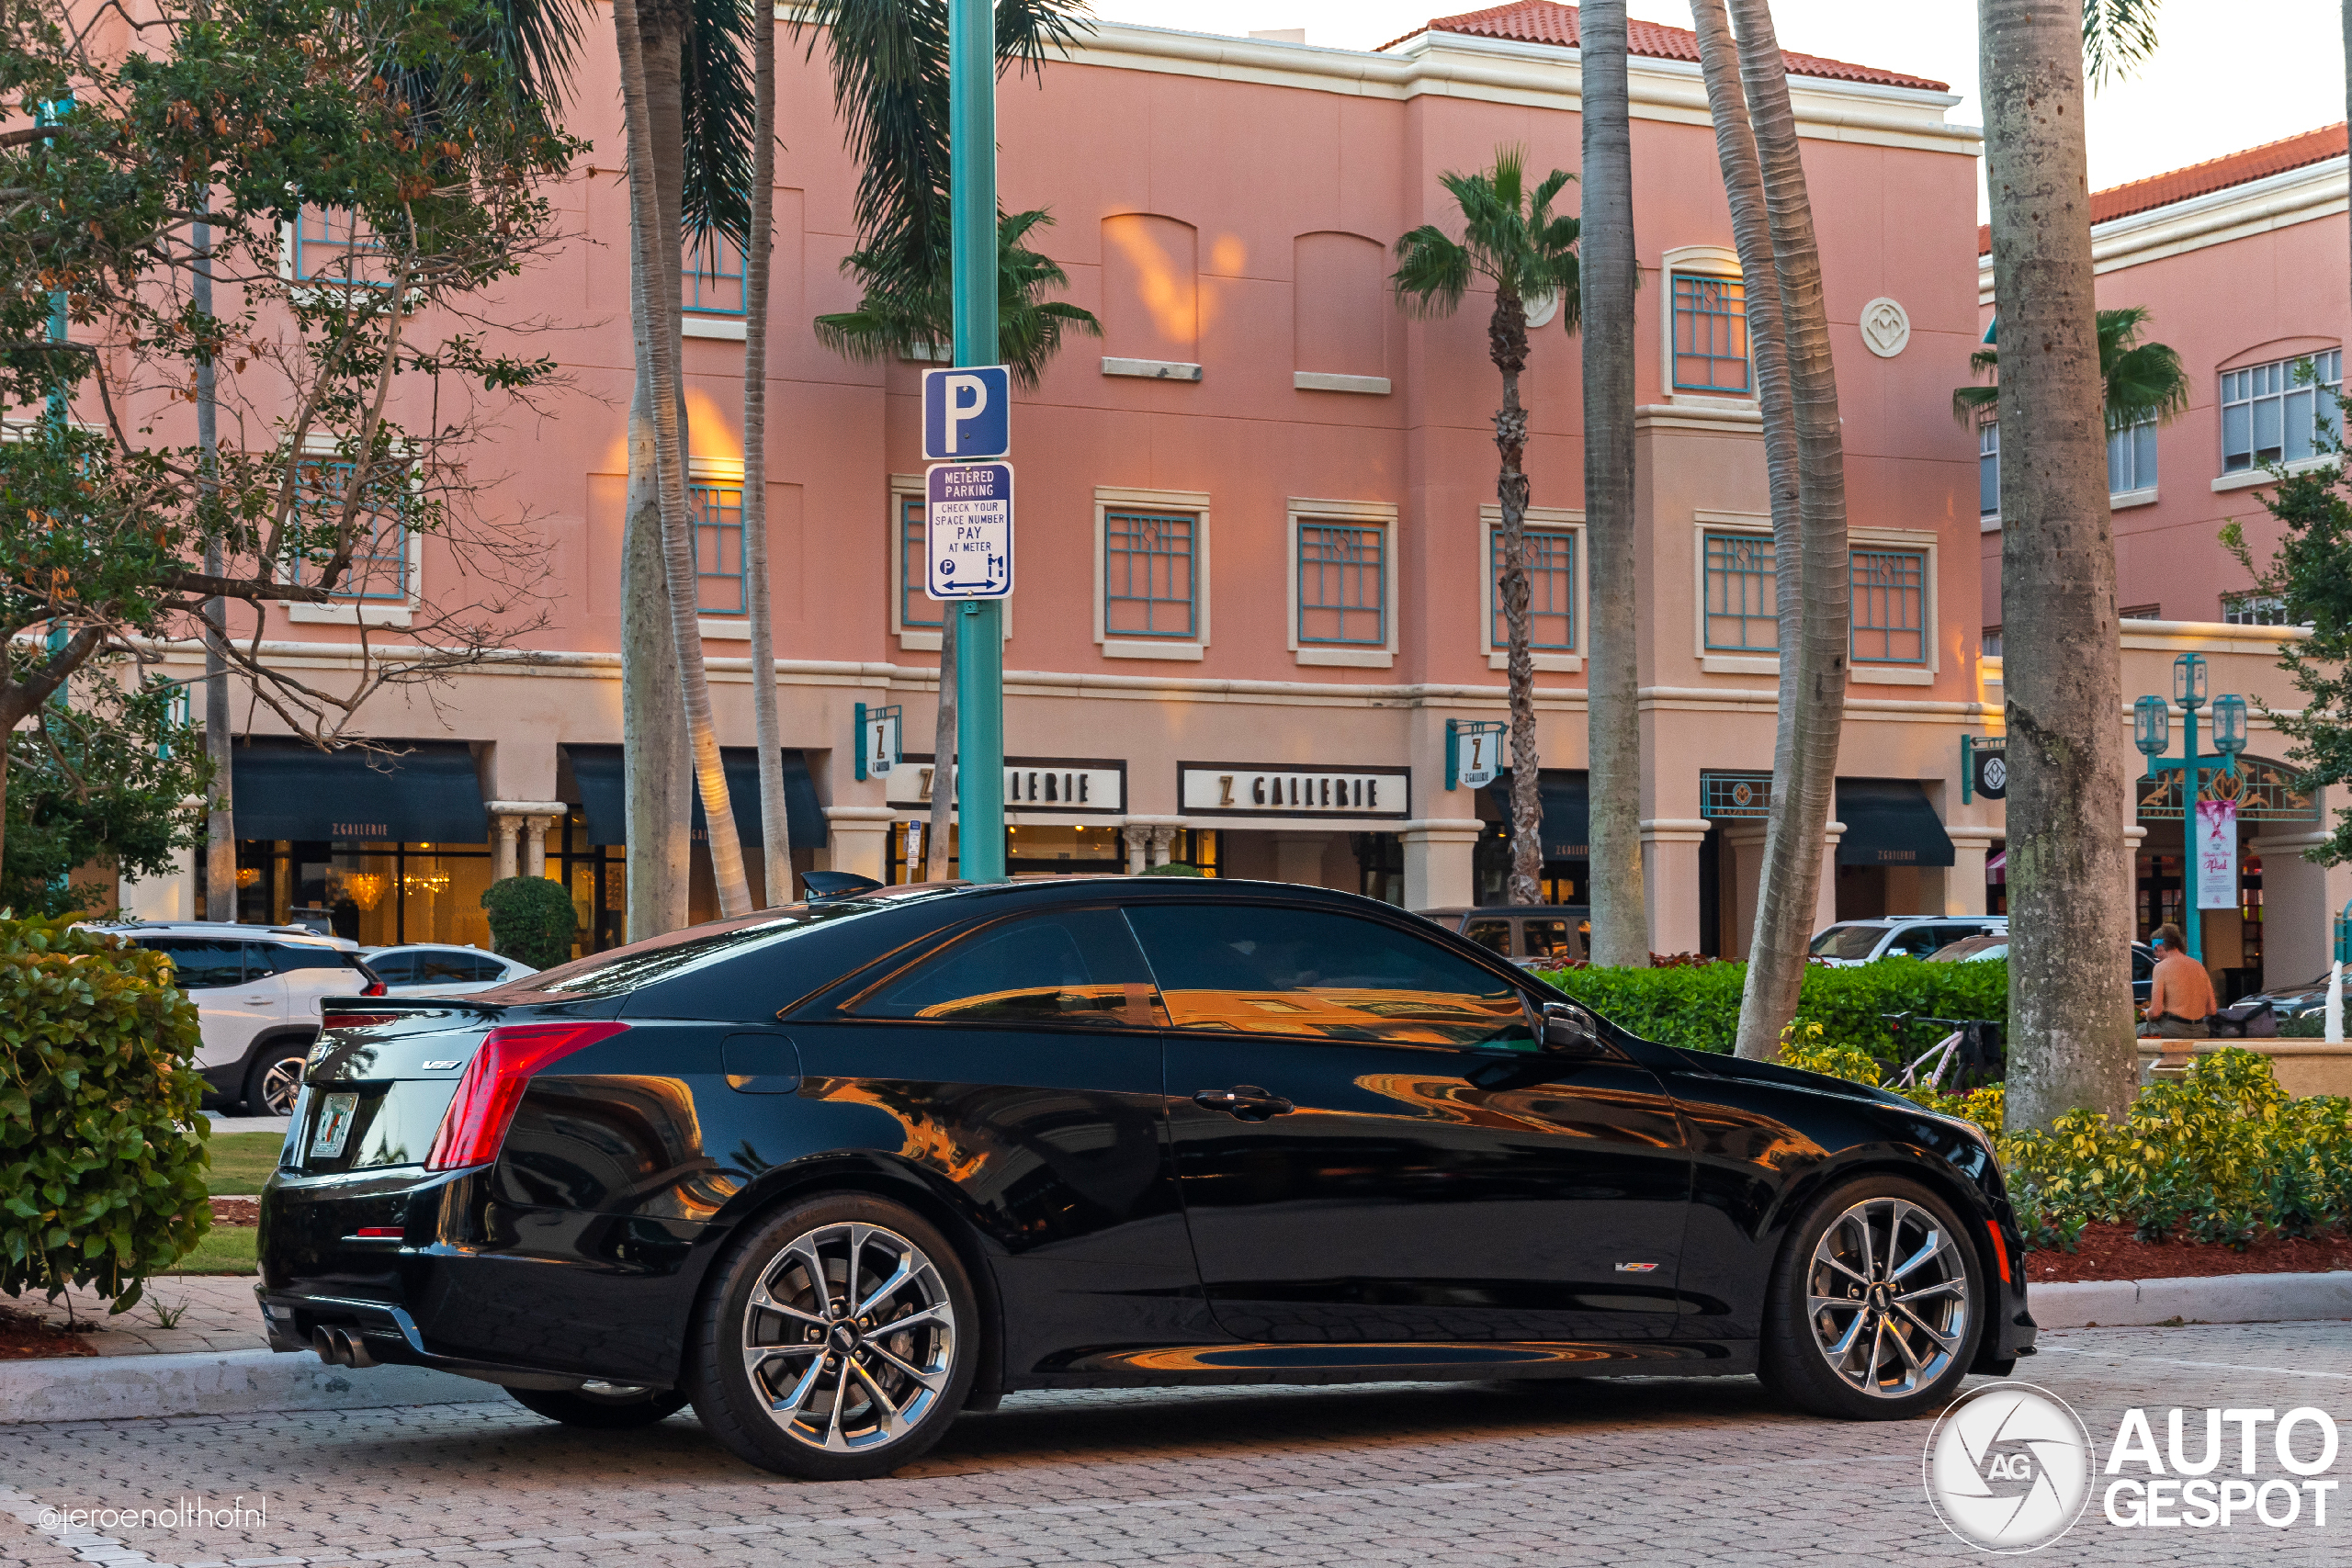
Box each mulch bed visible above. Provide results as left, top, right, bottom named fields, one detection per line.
left=0, top=1303, right=96, bottom=1359
left=2025, top=1222, right=2352, bottom=1283
left=210, top=1197, right=259, bottom=1226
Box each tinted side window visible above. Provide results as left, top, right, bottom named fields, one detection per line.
left=850, top=908, right=1160, bottom=1027
left=1523, top=919, right=1575, bottom=963
left=415, top=952, right=502, bottom=983
left=266, top=944, right=355, bottom=974
left=142, top=939, right=249, bottom=990
left=1463, top=919, right=1513, bottom=957
left=2132, top=949, right=2154, bottom=982
left=1125, top=902, right=1535, bottom=1048
left=366, top=952, right=419, bottom=985
left=1887, top=926, right=1943, bottom=959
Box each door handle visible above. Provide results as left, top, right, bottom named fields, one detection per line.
left=1193, top=1085, right=1294, bottom=1121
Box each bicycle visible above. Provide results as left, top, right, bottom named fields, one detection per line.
left=1879, top=1012, right=2006, bottom=1094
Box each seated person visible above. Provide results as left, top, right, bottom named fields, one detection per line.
left=2142, top=923, right=2216, bottom=1039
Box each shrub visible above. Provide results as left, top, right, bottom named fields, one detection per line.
left=1540, top=955, right=2008, bottom=1058
left=2279, top=1010, right=2334, bottom=1039
left=0, top=916, right=209, bottom=1311
left=1139, top=863, right=1205, bottom=877
left=480, top=875, right=579, bottom=968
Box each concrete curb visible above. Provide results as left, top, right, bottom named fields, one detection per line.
left=0, top=1348, right=506, bottom=1426
left=2032, top=1269, right=2352, bottom=1328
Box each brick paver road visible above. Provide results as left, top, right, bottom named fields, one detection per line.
left=7, top=1321, right=2352, bottom=1567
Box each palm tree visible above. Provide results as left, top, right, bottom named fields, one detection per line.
left=1981, top=0, right=2159, bottom=1127
left=1953, top=305, right=2189, bottom=434
left=1580, top=0, right=1645, bottom=965
left=1391, top=150, right=1579, bottom=908
left=741, top=0, right=789, bottom=904
left=1688, top=0, right=1851, bottom=1061
left=797, top=0, right=1090, bottom=881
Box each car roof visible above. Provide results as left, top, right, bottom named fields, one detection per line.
left=361, top=942, right=503, bottom=954
left=1827, top=915, right=2007, bottom=929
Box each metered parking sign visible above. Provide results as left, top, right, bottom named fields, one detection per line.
left=925, top=462, right=1013, bottom=600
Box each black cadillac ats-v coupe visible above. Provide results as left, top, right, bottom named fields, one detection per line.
left=257, top=877, right=2035, bottom=1479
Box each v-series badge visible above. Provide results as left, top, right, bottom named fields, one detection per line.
left=421, top=1060, right=461, bottom=1070
left=1614, top=1262, right=1661, bottom=1273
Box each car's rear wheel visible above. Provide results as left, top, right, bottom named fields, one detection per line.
left=1758, top=1175, right=1982, bottom=1420
left=243, top=1040, right=311, bottom=1117
left=687, top=1194, right=977, bottom=1480
left=507, top=1385, right=690, bottom=1429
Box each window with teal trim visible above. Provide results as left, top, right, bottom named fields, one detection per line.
left=1490, top=527, right=1575, bottom=651
left=683, top=235, right=746, bottom=315
left=1297, top=522, right=1385, bottom=646
left=899, top=494, right=941, bottom=630
left=1850, top=548, right=1927, bottom=663
left=1104, top=511, right=1197, bottom=638
left=1702, top=533, right=1775, bottom=651
left=692, top=484, right=744, bottom=613
left=290, top=460, right=409, bottom=601
left=290, top=209, right=390, bottom=288
left=1672, top=274, right=1749, bottom=394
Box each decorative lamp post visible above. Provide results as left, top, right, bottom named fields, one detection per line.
left=2134, top=651, right=2248, bottom=963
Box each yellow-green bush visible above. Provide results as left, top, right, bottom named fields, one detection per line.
left=0, top=916, right=209, bottom=1310
left=1787, top=1036, right=2352, bottom=1252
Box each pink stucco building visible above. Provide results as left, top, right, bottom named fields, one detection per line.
left=109, top=0, right=2343, bottom=994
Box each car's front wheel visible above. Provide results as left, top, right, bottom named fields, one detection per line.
left=1758, top=1175, right=1982, bottom=1419
left=687, top=1195, right=977, bottom=1480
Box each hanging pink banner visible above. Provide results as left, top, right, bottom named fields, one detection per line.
left=2196, top=798, right=2239, bottom=911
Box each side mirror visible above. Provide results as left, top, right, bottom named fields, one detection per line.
left=1540, top=1002, right=1607, bottom=1057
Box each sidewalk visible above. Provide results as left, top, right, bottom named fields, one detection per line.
left=11, top=1275, right=266, bottom=1357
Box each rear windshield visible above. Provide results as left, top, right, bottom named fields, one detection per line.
left=1808, top=924, right=1886, bottom=961
left=486, top=897, right=912, bottom=1001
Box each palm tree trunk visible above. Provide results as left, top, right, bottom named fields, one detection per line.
left=1580, top=0, right=1646, bottom=967
left=621, top=6, right=691, bottom=940
left=615, top=0, right=755, bottom=922
left=1721, top=0, right=1849, bottom=1059
left=928, top=620, right=956, bottom=878
left=1488, top=290, right=1543, bottom=906
left=1982, top=0, right=2137, bottom=1125
left=741, top=0, right=790, bottom=906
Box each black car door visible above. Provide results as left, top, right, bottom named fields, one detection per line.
left=1127, top=899, right=1692, bottom=1345
left=799, top=904, right=1206, bottom=1372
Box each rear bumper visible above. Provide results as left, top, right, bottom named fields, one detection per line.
left=254, top=1283, right=600, bottom=1391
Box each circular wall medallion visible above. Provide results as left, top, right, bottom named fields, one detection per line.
left=1523, top=290, right=1560, bottom=330
left=1860, top=297, right=1912, bottom=358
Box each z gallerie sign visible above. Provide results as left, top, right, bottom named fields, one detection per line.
left=886, top=755, right=1125, bottom=817
left=1179, top=763, right=1410, bottom=820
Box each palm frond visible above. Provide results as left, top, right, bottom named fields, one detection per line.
left=1951, top=383, right=1998, bottom=426
left=678, top=0, right=757, bottom=248
left=2083, top=0, right=2162, bottom=88
left=1390, top=225, right=1473, bottom=317
left=2107, top=340, right=2189, bottom=431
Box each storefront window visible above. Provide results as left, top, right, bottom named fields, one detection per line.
left=214, top=839, right=493, bottom=944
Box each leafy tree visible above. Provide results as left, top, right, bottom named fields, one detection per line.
left=3, top=671, right=207, bottom=916
left=1952, top=304, right=2189, bottom=432
left=481, top=874, right=579, bottom=966
left=1392, top=148, right=1579, bottom=909
left=0, top=0, right=579, bottom=872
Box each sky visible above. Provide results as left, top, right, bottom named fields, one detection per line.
left=1086, top=0, right=2349, bottom=212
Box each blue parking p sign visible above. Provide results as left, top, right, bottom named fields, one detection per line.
left=922, top=366, right=1011, bottom=460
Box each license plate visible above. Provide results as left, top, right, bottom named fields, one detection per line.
left=311, top=1093, right=360, bottom=1159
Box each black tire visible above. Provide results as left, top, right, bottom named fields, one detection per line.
left=243, top=1039, right=312, bottom=1117
left=1758, top=1174, right=1983, bottom=1420
left=507, top=1384, right=691, bottom=1429
left=686, top=1194, right=978, bottom=1481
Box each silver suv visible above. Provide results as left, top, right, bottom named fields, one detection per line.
left=85, top=921, right=384, bottom=1115
left=1808, top=915, right=2007, bottom=967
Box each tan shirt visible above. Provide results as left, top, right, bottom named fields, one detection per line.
left=2147, top=951, right=2218, bottom=1022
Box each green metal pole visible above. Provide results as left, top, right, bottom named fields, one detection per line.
left=950, top=0, right=1005, bottom=882
left=2183, top=706, right=2201, bottom=964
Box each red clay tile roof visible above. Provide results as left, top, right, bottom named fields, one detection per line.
left=1378, top=1, right=1947, bottom=92
left=1979, top=122, right=2349, bottom=254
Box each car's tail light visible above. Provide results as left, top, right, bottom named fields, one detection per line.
left=324, top=1013, right=400, bottom=1031
left=363, top=980, right=389, bottom=998
left=354, top=1226, right=403, bottom=1238
left=424, top=1021, right=629, bottom=1170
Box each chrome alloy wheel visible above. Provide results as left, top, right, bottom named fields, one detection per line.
left=741, top=1221, right=956, bottom=1453
left=257, top=1055, right=307, bottom=1117
left=1804, top=1196, right=1971, bottom=1399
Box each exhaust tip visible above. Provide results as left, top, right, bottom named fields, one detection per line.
left=311, top=1325, right=379, bottom=1369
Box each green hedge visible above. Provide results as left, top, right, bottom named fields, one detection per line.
left=1539, top=955, right=2008, bottom=1056
left=0, top=916, right=209, bottom=1311
left=481, top=874, right=578, bottom=969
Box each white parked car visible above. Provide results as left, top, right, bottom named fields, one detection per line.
left=85, top=921, right=385, bottom=1116
left=359, top=943, right=537, bottom=997
left=1808, top=915, right=2007, bottom=967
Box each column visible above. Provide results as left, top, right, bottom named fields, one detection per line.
left=1148, top=826, right=1178, bottom=868
left=2124, top=824, right=2148, bottom=924
left=1122, top=823, right=1149, bottom=874
left=523, top=815, right=560, bottom=879
left=1944, top=829, right=1999, bottom=918
left=2251, top=827, right=2351, bottom=986
left=1722, top=823, right=1770, bottom=956
left=824, top=807, right=898, bottom=884
left=1640, top=818, right=1713, bottom=959
left=491, top=814, right=520, bottom=883
left=1273, top=833, right=1326, bottom=887
left=1817, top=821, right=1847, bottom=935
left=1400, top=818, right=1483, bottom=909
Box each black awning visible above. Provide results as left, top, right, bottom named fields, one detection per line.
left=232, top=739, right=488, bottom=844
left=1836, top=779, right=1955, bottom=867
left=566, top=745, right=828, bottom=850
left=1491, top=769, right=1589, bottom=862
